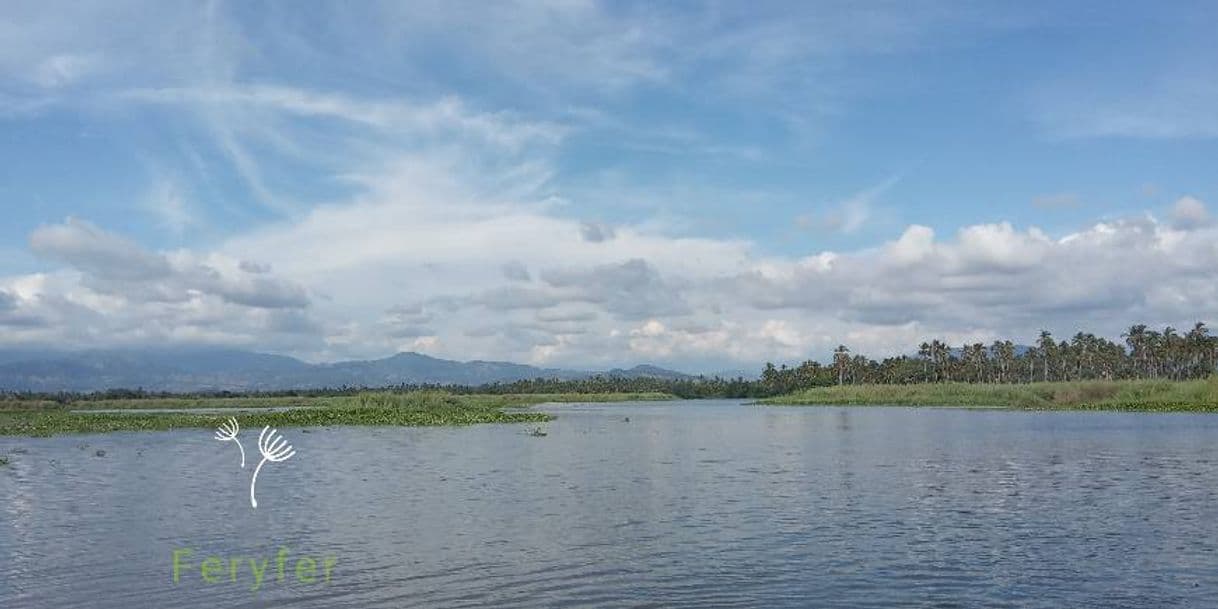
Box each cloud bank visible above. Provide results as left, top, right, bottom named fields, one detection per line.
left=6, top=191, right=1217, bottom=370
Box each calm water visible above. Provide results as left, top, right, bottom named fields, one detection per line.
left=3, top=400, right=1218, bottom=608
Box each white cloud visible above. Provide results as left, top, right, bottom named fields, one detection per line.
left=30, top=218, right=172, bottom=281
left=953, top=222, right=1050, bottom=272
left=121, top=86, right=567, bottom=152
left=12, top=198, right=1218, bottom=370
left=19, top=218, right=314, bottom=350
left=1171, top=196, right=1210, bottom=230
left=887, top=225, right=935, bottom=265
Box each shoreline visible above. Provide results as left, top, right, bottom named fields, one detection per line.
left=0, top=391, right=675, bottom=437
left=760, top=378, right=1218, bottom=412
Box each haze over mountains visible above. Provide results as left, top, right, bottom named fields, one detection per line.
left=0, top=348, right=700, bottom=393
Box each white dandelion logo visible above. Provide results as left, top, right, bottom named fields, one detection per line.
left=250, top=426, right=296, bottom=509
left=214, top=417, right=246, bottom=468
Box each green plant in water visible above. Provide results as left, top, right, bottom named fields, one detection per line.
left=0, top=390, right=567, bottom=437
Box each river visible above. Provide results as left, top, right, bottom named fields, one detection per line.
left=3, top=400, right=1217, bottom=608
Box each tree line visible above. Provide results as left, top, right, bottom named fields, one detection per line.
left=760, top=322, right=1218, bottom=395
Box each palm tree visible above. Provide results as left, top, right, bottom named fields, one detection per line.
left=918, top=342, right=932, bottom=382
left=833, top=345, right=851, bottom=386
left=1124, top=324, right=1149, bottom=378
left=1036, top=330, right=1055, bottom=382
left=990, top=340, right=1015, bottom=383
left=1186, top=322, right=1210, bottom=377
left=927, top=340, right=951, bottom=382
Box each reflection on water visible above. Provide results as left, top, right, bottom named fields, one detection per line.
left=3, top=401, right=1218, bottom=608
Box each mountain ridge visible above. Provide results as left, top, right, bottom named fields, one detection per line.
left=0, top=347, right=694, bottom=392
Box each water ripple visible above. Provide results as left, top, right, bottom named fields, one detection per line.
left=3, top=403, right=1218, bottom=607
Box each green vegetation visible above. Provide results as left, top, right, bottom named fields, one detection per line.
left=0, top=391, right=673, bottom=437
left=465, top=378, right=766, bottom=399
left=763, top=377, right=1218, bottom=412
left=3, top=320, right=1217, bottom=431
left=3, top=395, right=350, bottom=411
left=760, top=323, right=1218, bottom=393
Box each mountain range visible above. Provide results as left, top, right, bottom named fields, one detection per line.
left=0, top=348, right=696, bottom=393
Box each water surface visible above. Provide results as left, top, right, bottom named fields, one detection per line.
left=3, top=400, right=1218, bottom=608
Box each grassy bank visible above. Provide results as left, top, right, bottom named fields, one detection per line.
left=0, top=391, right=674, bottom=437
left=762, top=377, right=1218, bottom=411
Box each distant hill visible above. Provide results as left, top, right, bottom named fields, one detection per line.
left=0, top=347, right=692, bottom=392
left=603, top=364, right=695, bottom=380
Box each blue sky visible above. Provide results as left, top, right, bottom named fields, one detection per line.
left=1, top=1, right=1216, bottom=370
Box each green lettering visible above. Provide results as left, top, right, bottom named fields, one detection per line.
left=249, top=557, right=268, bottom=592
left=172, top=548, right=193, bottom=584
left=201, top=557, right=224, bottom=583
left=295, top=557, right=317, bottom=583
left=277, top=546, right=290, bottom=581
left=323, top=556, right=337, bottom=583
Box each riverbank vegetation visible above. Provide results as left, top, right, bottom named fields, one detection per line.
left=2, top=322, right=1217, bottom=425
left=759, top=323, right=1218, bottom=394
left=764, top=377, right=1218, bottom=411
left=0, top=391, right=672, bottom=437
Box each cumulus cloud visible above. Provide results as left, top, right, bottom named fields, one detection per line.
left=0, top=269, right=319, bottom=351
left=7, top=218, right=318, bottom=351
left=9, top=202, right=1218, bottom=369
left=30, top=218, right=172, bottom=281
left=0, top=289, right=42, bottom=330
left=1171, top=196, right=1210, bottom=230
left=542, top=259, right=691, bottom=321
left=30, top=219, right=309, bottom=310
left=729, top=216, right=1218, bottom=343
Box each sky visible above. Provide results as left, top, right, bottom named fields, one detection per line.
left=1, top=1, right=1217, bottom=372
